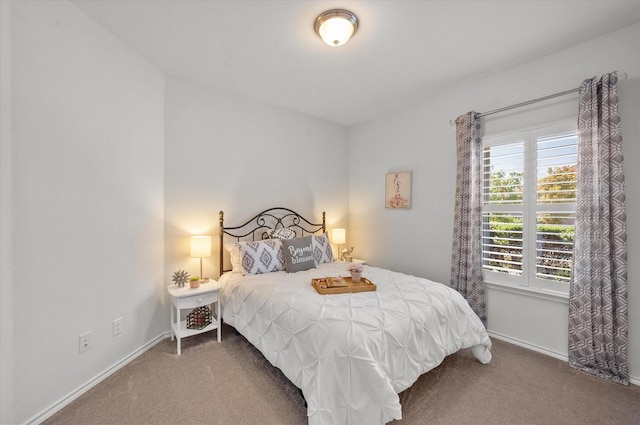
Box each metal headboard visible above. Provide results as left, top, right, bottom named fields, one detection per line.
left=219, top=207, right=326, bottom=275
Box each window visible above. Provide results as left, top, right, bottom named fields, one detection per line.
left=482, top=121, right=577, bottom=293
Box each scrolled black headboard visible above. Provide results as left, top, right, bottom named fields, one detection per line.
left=219, top=207, right=326, bottom=274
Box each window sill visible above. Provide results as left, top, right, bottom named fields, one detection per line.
left=484, top=280, right=569, bottom=304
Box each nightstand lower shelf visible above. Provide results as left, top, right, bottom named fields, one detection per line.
left=171, top=319, right=219, bottom=340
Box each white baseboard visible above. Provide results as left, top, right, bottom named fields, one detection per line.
left=487, top=330, right=568, bottom=361
left=24, top=331, right=172, bottom=425
left=488, top=330, right=640, bottom=387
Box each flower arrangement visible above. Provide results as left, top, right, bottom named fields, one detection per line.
left=348, top=263, right=363, bottom=273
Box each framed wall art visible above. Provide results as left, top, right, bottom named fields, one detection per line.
left=385, top=171, right=412, bottom=209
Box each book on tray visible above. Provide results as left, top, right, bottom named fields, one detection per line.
left=326, top=276, right=348, bottom=287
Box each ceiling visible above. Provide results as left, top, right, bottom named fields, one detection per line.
left=71, top=1, right=640, bottom=126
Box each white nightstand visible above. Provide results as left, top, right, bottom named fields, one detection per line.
left=338, top=259, right=368, bottom=265
left=167, top=280, right=221, bottom=355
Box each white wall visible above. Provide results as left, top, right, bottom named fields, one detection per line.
left=1, top=2, right=165, bottom=424
left=0, top=1, right=15, bottom=421
left=620, top=76, right=640, bottom=384
left=164, top=76, right=349, bottom=282
left=349, top=23, right=640, bottom=382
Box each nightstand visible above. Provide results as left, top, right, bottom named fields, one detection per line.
left=167, top=280, right=221, bottom=355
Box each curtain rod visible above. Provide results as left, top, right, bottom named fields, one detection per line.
left=450, top=72, right=628, bottom=125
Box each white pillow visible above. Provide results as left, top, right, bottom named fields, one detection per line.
left=238, top=239, right=285, bottom=275
left=224, top=242, right=242, bottom=273
left=312, top=232, right=334, bottom=265
left=268, top=227, right=297, bottom=240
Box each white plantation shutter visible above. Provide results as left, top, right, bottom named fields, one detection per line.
left=536, top=212, right=575, bottom=282
left=483, top=141, right=524, bottom=205
left=537, top=132, right=578, bottom=204
left=482, top=122, right=577, bottom=293
left=482, top=138, right=525, bottom=280
left=535, top=131, right=577, bottom=284
left=482, top=212, right=523, bottom=275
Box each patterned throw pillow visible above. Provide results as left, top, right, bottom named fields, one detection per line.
left=282, top=236, right=316, bottom=273
left=239, top=239, right=285, bottom=275
left=268, top=227, right=297, bottom=240
left=312, top=232, right=334, bottom=265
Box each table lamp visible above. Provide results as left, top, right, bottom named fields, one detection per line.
left=331, top=228, right=346, bottom=260
left=191, top=235, right=211, bottom=281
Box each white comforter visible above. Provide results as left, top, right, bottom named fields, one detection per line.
left=220, top=262, right=491, bottom=425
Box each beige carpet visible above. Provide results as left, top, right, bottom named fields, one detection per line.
left=43, top=324, right=640, bottom=425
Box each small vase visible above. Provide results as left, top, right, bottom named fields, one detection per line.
left=190, top=280, right=201, bottom=289
left=350, top=272, right=362, bottom=283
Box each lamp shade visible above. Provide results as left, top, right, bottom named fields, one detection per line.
left=331, top=228, right=346, bottom=245
left=314, top=9, right=358, bottom=47
left=190, top=236, right=211, bottom=258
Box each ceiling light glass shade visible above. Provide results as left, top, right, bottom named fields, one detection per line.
left=314, top=9, right=359, bottom=47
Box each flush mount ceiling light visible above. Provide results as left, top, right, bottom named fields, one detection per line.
left=314, top=9, right=359, bottom=47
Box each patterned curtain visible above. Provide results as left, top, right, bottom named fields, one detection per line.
left=450, top=112, right=486, bottom=326
left=568, top=72, right=629, bottom=385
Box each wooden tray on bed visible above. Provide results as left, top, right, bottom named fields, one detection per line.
left=311, top=276, right=376, bottom=295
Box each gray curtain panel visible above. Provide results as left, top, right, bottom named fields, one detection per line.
left=568, top=72, right=629, bottom=385
left=450, top=112, right=486, bottom=326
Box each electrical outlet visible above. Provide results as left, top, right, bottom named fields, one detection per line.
left=79, top=332, right=91, bottom=353
left=113, top=317, right=123, bottom=336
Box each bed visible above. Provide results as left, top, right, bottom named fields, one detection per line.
left=218, top=208, right=492, bottom=425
